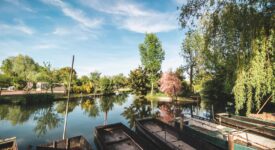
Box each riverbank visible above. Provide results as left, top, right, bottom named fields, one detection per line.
left=145, top=93, right=198, bottom=103
left=0, top=92, right=122, bottom=104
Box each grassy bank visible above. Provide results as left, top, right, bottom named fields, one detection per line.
left=146, top=93, right=197, bottom=102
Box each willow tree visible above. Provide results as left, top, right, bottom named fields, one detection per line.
left=179, top=0, right=274, bottom=114
left=139, top=33, right=165, bottom=95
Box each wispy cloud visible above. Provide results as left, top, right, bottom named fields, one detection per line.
left=0, top=22, right=34, bottom=35
left=80, top=0, right=178, bottom=33
left=42, top=0, right=103, bottom=30
left=4, top=0, right=35, bottom=12
left=33, top=43, right=57, bottom=50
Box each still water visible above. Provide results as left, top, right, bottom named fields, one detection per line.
left=0, top=94, right=219, bottom=149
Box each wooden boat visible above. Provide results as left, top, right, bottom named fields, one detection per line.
left=36, top=135, right=92, bottom=150
left=94, top=123, right=155, bottom=150
left=184, top=115, right=275, bottom=149
left=0, top=137, right=17, bottom=150
left=216, top=113, right=275, bottom=139
left=136, top=117, right=223, bottom=150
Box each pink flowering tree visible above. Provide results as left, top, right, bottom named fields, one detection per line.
left=159, top=71, right=182, bottom=100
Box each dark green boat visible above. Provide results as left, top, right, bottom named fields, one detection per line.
left=136, top=118, right=222, bottom=150
left=216, top=113, right=275, bottom=139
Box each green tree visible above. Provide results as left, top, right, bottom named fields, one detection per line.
left=128, top=67, right=150, bottom=96
left=180, top=31, right=204, bottom=92
left=139, top=33, right=165, bottom=95
left=90, top=71, right=101, bottom=94
left=35, top=62, right=58, bottom=93
left=55, top=67, right=77, bottom=93
left=1, top=54, right=39, bottom=89
left=179, top=0, right=274, bottom=114
left=112, top=73, right=127, bottom=91
left=99, top=76, right=114, bottom=95
left=0, top=74, right=11, bottom=95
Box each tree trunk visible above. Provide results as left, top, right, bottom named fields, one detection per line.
left=51, top=86, right=53, bottom=94
left=190, top=65, right=193, bottom=92
left=150, top=82, right=154, bottom=95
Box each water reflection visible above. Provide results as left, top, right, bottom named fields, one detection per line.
left=122, top=97, right=154, bottom=128
left=81, top=99, right=99, bottom=118
left=0, top=93, right=227, bottom=149
left=33, top=107, right=62, bottom=137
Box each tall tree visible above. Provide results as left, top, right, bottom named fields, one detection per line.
left=90, top=71, right=101, bottom=94
left=1, top=54, right=39, bottom=89
left=179, top=0, right=275, bottom=114
left=139, top=33, right=165, bottom=95
left=180, top=31, right=204, bottom=91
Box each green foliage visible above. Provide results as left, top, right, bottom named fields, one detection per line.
left=112, top=73, right=127, bottom=90
left=1, top=54, right=39, bottom=89
left=99, top=76, right=114, bottom=95
left=179, top=0, right=275, bottom=114
left=90, top=71, right=101, bottom=93
left=55, top=67, right=77, bottom=93
left=35, top=62, right=58, bottom=93
left=139, top=33, right=165, bottom=94
left=180, top=31, right=204, bottom=91
left=233, top=30, right=275, bottom=115
left=0, top=74, right=11, bottom=88
left=128, top=67, right=150, bottom=96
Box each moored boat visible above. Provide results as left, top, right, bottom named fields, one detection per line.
left=216, top=113, right=275, bottom=139
left=184, top=115, right=275, bottom=150
left=36, top=135, right=92, bottom=150
left=136, top=117, right=222, bottom=150
left=0, top=137, right=17, bottom=150
left=94, top=122, right=155, bottom=150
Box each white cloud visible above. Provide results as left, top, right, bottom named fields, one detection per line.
left=80, top=0, right=178, bottom=33
left=42, top=0, right=103, bottom=30
left=0, top=22, right=34, bottom=35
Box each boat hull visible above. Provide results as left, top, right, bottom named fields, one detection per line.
left=216, top=114, right=275, bottom=139
left=36, top=135, right=92, bottom=150
left=94, top=122, right=156, bottom=150
left=136, top=117, right=221, bottom=150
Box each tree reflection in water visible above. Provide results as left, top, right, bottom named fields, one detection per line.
left=81, top=99, right=99, bottom=118
left=55, top=100, right=79, bottom=115
left=33, top=107, right=62, bottom=137
left=122, top=97, right=154, bottom=129
left=99, top=96, right=114, bottom=125
left=0, top=102, right=62, bottom=137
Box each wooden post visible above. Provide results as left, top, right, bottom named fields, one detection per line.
left=257, top=95, right=272, bottom=114
left=190, top=105, right=193, bottom=118
left=228, top=134, right=234, bottom=150
left=62, top=55, right=75, bottom=139
left=211, top=105, right=215, bottom=120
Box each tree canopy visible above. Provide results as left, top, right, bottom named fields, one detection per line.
left=139, top=33, right=165, bottom=95
left=179, top=0, right=275, bottom=114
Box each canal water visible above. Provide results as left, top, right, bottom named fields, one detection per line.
left=0, top=94, right=224, bottom=149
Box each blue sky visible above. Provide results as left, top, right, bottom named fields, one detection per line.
left=0, top=0, right=186, bottom=76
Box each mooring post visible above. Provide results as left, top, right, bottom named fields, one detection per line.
left=228, top=133, right=234, bottom=150
left=190, top=105, right=193, bottom=118
left=211, top=105, right=215, bottom=120
left=62, top=55, right=75, bottom=140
